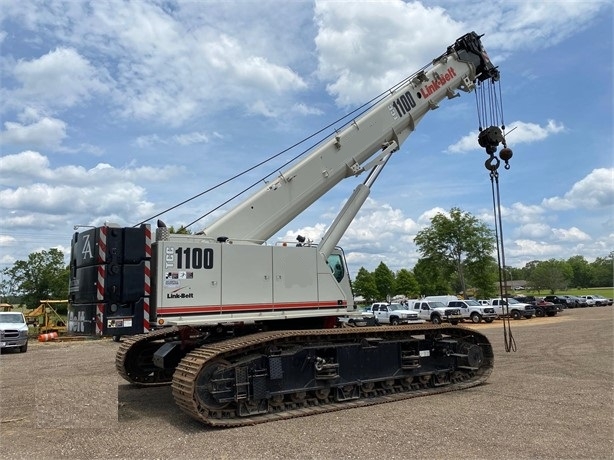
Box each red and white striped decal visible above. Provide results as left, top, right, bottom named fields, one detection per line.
left=95, top=226, right=107, bottom=336
left=143, top=225, right=152, bottom=332
left=95, top=303, right=104, bottom=335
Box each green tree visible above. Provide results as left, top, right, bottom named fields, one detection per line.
left=0, top=270, right=19, bottom=304
left=529, top=259, right=572, bottom=294
left=373, top=262, right=395, bottom=301
left=465, top=257, right=498, bottom=299
left=394, top=268, right=420, bottom=298
left=1, top=249, right=69, bottom=309
left=590, top=252, right=614, bottom=287
left=169, top=225, right=192, bottom=234
left=352, top=267, right=379, bottom=304
left=567, top=255, right=593, bottom=289
left=520, top=260, right=540, bottom=289
left=414, top=207, right=495, bottom=295
left=413, top=257, right=451, bottom=295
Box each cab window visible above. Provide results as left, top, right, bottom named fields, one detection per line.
left=327, top=254, right=345, bottom=283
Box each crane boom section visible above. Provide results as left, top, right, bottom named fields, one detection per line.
left=201, top=32, right=497, bottom=243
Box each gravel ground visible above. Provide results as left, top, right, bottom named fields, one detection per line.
left=1, top=307, right=612, bottom=460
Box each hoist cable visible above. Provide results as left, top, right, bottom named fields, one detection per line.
left=477, top=75, right=516, bottom=353
left=490, top=169, right=516, bottom=352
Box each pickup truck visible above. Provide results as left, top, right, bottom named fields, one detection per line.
left=409, top=300, right=462, bottom=325
left=514, top=295, right=559, bottom=317
left=447, top=300, right=497, bottom=323
left=370, top=302, right=422, bottom=325
left=489, top=298, right=535, bottom=320
left=580, top=295, right=612, bottom=306
left=0, top=311, right=29, bottom=353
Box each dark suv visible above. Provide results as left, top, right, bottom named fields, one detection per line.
left=543, top=295, right=572, bottom=309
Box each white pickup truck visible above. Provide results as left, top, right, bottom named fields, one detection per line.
left=0, top=311, right=29, bottom=353
left=580, top=295, right=612, bottom=306
left=370, top=302, right=423, bottom=325
left=489, top=298, right=535, bottom=320
left=422, top=296, right=497, bottom=324
left=408, top=300, right=462, bottom=325
left=447, top=299, right=497, bottom=323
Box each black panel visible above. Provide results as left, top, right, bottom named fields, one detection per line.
left=67, top=303, right=97, bottom=335
left=68, top=225, right=151, bottom=337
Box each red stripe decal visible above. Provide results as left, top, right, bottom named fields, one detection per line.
left=157, top=302, right=344, bottom=315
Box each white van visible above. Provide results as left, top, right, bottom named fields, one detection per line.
left=422, top=295, right=460, bottom=304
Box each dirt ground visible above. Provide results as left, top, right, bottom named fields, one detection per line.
left=1, top=307, right=612, bottom=460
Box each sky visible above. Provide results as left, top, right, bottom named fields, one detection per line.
left=0, top=0, right=613, bottom=279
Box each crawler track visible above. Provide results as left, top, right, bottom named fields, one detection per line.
left=116, top=326, right=182, bottom=385
left=170, top=324, right=493, bottom=427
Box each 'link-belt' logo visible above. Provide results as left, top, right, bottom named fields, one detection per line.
left=420, top=67, right=457, bottom=99
left=167, top=292, right=194, bottom=299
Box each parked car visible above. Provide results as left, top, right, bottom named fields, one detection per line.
left=513, top=295, right=558, bottom=316
left=0, top=311, right=29, bottom=353
left=592, top=294, right=613, bottom=306
left=447, top=299, right=497, bottom=323
left=565, top=295, right=587, bottom=308
left=370, top=302, right=422, bottom=325
left=408, top=300, right=462, bottom=325
left=490, top=298, right=535, bottom=319
left=580, top=295, right=611, bottom=307
left=543, top=295, right=573, bottom=309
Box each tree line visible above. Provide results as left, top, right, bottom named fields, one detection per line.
left=1, top=211, right=612, bottom=309
left=350, top=207, right=613, bottom=303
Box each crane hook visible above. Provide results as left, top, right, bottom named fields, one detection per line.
left=499, top=147, right=513, bottom=170
left=485, top=155, right=500, bottom=172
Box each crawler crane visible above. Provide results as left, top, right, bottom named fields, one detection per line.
left=68, top=32, right=508, bottom=427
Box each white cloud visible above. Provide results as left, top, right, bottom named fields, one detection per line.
left=247, top=100, right=278, bottom=118
left=438, top=0, right=608, bottom=52
left=447, top=119, right=565, bottom=154
left=418, top=207, right=448, bottom=225
left=279, top=198, right=424, bottom=273
left=542, top=168, right=614, bottom=210
left=314, top=1, right=465, bottom=106
left=0, top=150, right=50, bottom=183
left=0, top=234, right=17, bottom=247
left=135, top=135, right=164, bottom=148
left=551, top=227, right=591, bottom=242
left=279, top=223, right=328, bottom=246
left=293, top=103, right=323, bottom=116
left=499, top=203, right=546, bottom=224
left=134, top=131, right=214, bottom=148
left=0, top=254, right=16, bottom=265
left=506, top=120, right=565, bottom=143
left=173, top=132, right=210, bottom=146
left=2, top=2, right=310, bottom=126
left=11, top=47, right=109, bottom=109
left=518, top=223, right=551, bottom=238
left=0, top=111, right=67, bottom=150
left=0, top=151, right=184, bottom=225
left=0, top=150, right=182, bottom=186
left=516, top=223, right=591, bottom=242
left=507, top=238, right=564, bottom=260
